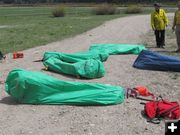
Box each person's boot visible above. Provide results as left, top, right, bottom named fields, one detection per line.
left=160, top=46, right=165, bottom=49
left=175, top=49, right=180, bottom=53
left=156, top=44, right=160, bottom=48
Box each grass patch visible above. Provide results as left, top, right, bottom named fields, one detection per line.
left=52, top=5, right=65, bottom=17
left=93, top=3, right=117, bottom=15
left=0, top=6, right=175, bottom=54
left=0, top=6, right=126, bottom=54
left=125, top=5, right=143, bottom=14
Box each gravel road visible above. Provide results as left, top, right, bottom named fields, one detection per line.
left=0, top=14, right=179, bottom=135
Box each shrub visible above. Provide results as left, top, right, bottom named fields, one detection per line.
left=125, top=5, right=143, bottom=14
left=93, top=3, right=117, bottom=15
left=52, top=5, right=65, bottom=17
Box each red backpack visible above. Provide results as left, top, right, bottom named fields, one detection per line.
left=144, top=98, right=180, bottom=122
left=126, top=86, right=180, bottom=123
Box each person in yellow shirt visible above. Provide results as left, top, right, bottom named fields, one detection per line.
left=151, top=3, right=168, bottom=48
left=172, top=1, right=180, bottom=53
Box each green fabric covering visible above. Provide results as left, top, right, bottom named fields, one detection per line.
left=44, top=57, right=105, bottom=78
left=89, top=44, right=146, bottom=55
left=5, top=69, right=124, bottom=105
left=43, top=44, right=146, bottom=79
left=43, top=51, right=109, bottom=63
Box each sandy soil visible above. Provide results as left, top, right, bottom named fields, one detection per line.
left=0, top=15, right=179, bottom=135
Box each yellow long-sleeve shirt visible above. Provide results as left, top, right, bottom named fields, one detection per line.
left=173, top=10, right=180, bottom=25
left=151, top=9, right=168, bottom=30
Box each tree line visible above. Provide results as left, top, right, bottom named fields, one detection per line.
left=0, top=0, right=177, bottom=4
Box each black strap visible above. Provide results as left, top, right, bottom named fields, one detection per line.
left=0, top=51, right=5, bottom=60
left=150, top=105, right=179, bottom=124
left=158, top=105, right=179, bottom=118
left=33, top=59, right=43, bottom=62
left=136, top=96, right=153, bottom=101
left=147, top=118, right=161, bottom=124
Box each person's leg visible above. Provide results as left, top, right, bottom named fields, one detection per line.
left=160, top=30, right=165, bottom=48
left=155, top=30, right=160, bottom=47
left=175, top=25, right=180, bottom=52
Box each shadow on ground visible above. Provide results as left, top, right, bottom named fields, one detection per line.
left=0, top=96, right=18, bottom=105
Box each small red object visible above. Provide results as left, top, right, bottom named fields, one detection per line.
left=13, top=52, right=24, bottom=59
left=134, top=86, right=154, bottom=97
left=133, top=86, right=155, bottom=100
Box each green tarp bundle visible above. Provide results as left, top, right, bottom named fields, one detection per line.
left=43, top=44, right=146, bottom=79
left=44, top=57, right=105, bottom=78
left=43, top=51, right=109, bottom=63
left=43, top=51, right=107, bottom=78
left=89, top=44, right=146, bottom=55
left=5, top=69, right=124, bottom=105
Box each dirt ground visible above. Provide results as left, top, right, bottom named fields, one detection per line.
left=0, top=15, right=179, bottom=135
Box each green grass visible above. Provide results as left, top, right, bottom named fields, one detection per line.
left=132, top=7, right=176, bottom=14
left=0, top=6, right=126, bottom=54
left=0, top=6, right=176, bottom=54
